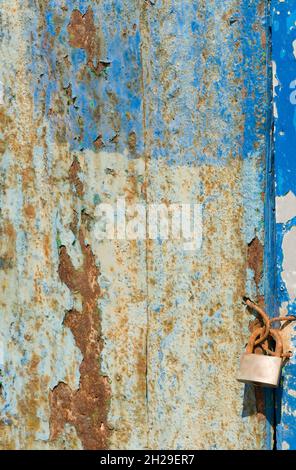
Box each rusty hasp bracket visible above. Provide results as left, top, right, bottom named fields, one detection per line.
left=237, top=298, right=296, bottom=388
left=243, top=298, right=296, bottom=358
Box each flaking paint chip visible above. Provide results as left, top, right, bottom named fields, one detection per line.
left=276, top=191, right=296, bottom=224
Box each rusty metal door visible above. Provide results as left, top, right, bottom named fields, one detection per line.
left=0, top=0, right=276, bottom=450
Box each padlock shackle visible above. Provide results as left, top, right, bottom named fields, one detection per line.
left=261, top=328, right=291, bottom=357
left=246, top=327, right=283, bottom=357
left=245, top=299, right=271, bottom=346
left=269, top=328, right=283, bottom=357
left=246, top=328, right=263, bottom=354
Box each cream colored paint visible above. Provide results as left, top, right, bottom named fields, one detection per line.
left=276, top=191, right=296, bottom=224
left=145, top=157, right=266, bottom=450
left=276, top=192, right=296, bottom=302
left=74, top=150, right=268, bottom=450
left=282, top=227, right=296, bottom=301
left=78, top=150, right=148, bottom=450
left=272, top=61, right=279, bottom=119
left=293, top=39, right=296, bottom=59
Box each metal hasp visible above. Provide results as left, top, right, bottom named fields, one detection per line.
left=272, top=0, right=296, bottom=450
left=237, top=300, right=295, bottom=388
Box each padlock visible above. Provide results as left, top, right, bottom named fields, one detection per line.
left=237, top=327, right=283, bottom=388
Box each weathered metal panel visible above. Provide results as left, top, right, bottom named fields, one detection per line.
left=0, top=0, right=147, bottom=450
left=272, top=0, right=296, bottom=450
left=143, top=0, right=269, bottom=449
left=0, top=0, right=269, bottom=450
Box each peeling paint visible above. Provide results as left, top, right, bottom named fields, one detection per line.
left=273, top=0, right=296, bottom=450
left=0, top=0, right=269, bottom=450
left=142, top=0, right=269, bottom=450
left=276, top=191, right=296, bottom=224
left=281, top=227, right=296, bottom=301
left=248, top=237, right=264, bottom=290
left=272, top=61, right=279, bottom=118
left=50, top=227, right=111, bottom=450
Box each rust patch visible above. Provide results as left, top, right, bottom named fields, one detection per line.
left=94, top=134, right=104, bottom=150
left=67, top=8, right=107, bottom=75
left=49, top=228, right=111, bottom=449
left=128, top=131, right=137, bottom=154
left=247, top=237, right=264, bottom=288
left=69, top=157, right=84, bottom=197
left=17, top=353, right=48, bottom=447
left=67, top=9, right=97, bottom=61
left=0, top=139, right=6, bottom=155
left=43, top=233, right=51, bottom=260
left=23, top=204, right=36, bottom=219
left=0, top=221, right=16, bottom=276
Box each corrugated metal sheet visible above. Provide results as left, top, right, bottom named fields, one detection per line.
left=0, top=0, right=270, bottom=449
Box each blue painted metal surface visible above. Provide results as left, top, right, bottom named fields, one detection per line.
left=0, top=0, right=271, bottom=449
left=264, top=0, right=276, bottom=451
left=144, top=0, right=270, bottom=450
left=272, top=0, right=296, bottom=451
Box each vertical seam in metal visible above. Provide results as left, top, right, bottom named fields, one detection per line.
left=140, top=1, right=150, bottom=450
left=264, top=0, right=277, bottom=451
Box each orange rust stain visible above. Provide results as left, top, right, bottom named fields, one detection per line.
left=0, top=139, right=6, bottom=154
left=17, top=353, right=43, bottom=445
left=0, top=109, right=12, bottom=129
left=136, top=351, right=146, bottom=395
left=23, top=204, right=36, bottom=219
left=43, top=234, right=51, bottom=260
left=69, top=157, right=84, bottom=197
left=261, top=31, right=266, bottom=49
left=257, top=0, right=265, bottom=18
left=128, top=131, right=137, bottom=154
left=22, top=168, right=35, bottom=191
left=67, top=8, right=104, bottom=74
left=0, top=220, right=16, bottom=267
left=3, top=221, right=16, bottom=242
left=50, top=228, right=110, bottom=449
left=94, top=134, right=104, bottom=150
left=67, top=9, right=96, bottom=59
left=247, top=237, right=264, bottom=289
